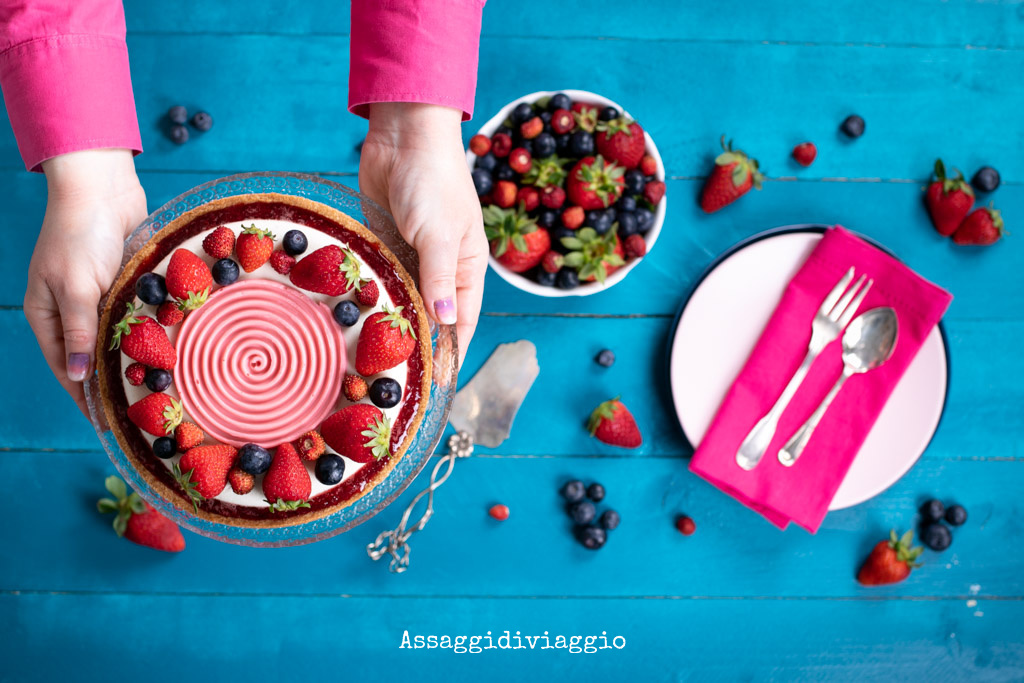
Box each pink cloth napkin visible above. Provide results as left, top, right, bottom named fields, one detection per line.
left=689, top=226, right=952, bottom=532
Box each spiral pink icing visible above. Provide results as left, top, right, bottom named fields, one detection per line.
left=173, top=279, right=345, bottom=448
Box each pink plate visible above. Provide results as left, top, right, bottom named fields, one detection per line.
left=669, top=227, right=949, bottom=510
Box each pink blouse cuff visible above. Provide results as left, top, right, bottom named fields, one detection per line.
left=0, top=34, right=142, bottom=172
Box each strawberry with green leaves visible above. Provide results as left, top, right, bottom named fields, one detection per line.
left=595, top=117, right=645, bottom=169
left=926, top=160, right=975, bottom=237
left=588, top=397, right=642, bottom=448
left=321, top=404, right=392, bottom=463
left=523, top=155, right=569, bottom=188
left=700, top=136, right=763, bottom=213
left=236, top=224, right=276, bottom=272
left=110, top=302, right=177, bottom=369
left=174, top=444, right=238, bottom=510
left=560, top=227, right=625, bottom=283
left=263, top=443, right=311, bottom=512
left=567, top=155, right=625, bottom=210
left=857, top=530, right=923, bottom=585
left=484, top=204, right=551, bottom=273
left=165, top=249, right=213, bottom=310
left=97, top=476, right=184, bottom=552
left=953, top=205, right=1005, bottom=246
left=289, top=244, right=363, bottom=296
left=127, top=393, right=182, bottom=436
left=355, top=306, right=418, bottom=375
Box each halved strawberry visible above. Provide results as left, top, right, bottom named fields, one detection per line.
left=560, top=227, right=625, bottom=283
left=354, top=306, right=418, bottom=375
left=567, top=156, right=625, bottom=210
left=483, top=204, right=551, bottom=273
left=595, top=117, right=645, bottom=169
left=165, top=249, right=212, bottom=311
left=289, top=245, right=363, bottom=296
left=127, top=393, right=182, bottom=436
left=321, top=404, right=393, bottom=463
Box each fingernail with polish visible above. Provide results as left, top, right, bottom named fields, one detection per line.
left=68, top=353, right=90, bottom=382
left=434, top=297, right=457, bottom=325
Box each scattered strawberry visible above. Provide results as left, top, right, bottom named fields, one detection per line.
left=469, top=134, right=491, bottom=156
left=263, top=442, right=312, bottom=511
left=624, top=233, right=647, bottom=259
left=343, top=373, right=369, bottom=401
left=357, top=279, right=379, bottom=307
left=295, top=430, right=326, bottom=461
left=354, top=306, right=419, bottom=375
left=508, top=147, right=532, bottom=174
left=493, top=180, right=518, bottom=208
left=321, top=404, right=393, bottom=463
left=165, top=249, right=213, bottom=310
left=561, top=228, right=624, bottom=282
left=541, top=185, right=566, bottom=209
left=97, top=476, right=184, bottom=552
left=857, top=530, right=923, bottom=586
left=792, top=142, right=817, bottom=167
left=156, top=302, right=184, bottom=327
left=639, top=154, right=657, bottom=176
left=289, top=245, right=363, bottom=296
left=551, top=108, right=575, bottom=134
left=643, top=179, right=666, bottom=205
left=176, top=444, right=237, bottom=502
left=236, top=224, right=276, bottom=272
left=175, top=422, right=204, bottom=451
left=675, top=515, right=696, bottom=536
left=269, top=249, right=295, bottom=274
left=127, top=393, right=182, bottom=436
left=588, top=397, right=642, bottom=448
left=700, top=137, right=763, bottom=213
left=571, top=102, right=599, bottom=133
left=489, top=504, right=510, bottom=521
left=595, top=117, right=645, bottom=169
left=953, top=206, right=1005, bottom=246
left=228, top=467, right=254, bottom=495
left=541, top=250, right=563, bottom=274
left=202, top=226, right=235, bottom=259
left=516, top=186, right=540, bottom=212
left=110, top=303, right=177, bottom=369
left=561, top=206, right=585, bottom=230
left=567, top=155, right=625, bottom=209
left=124, top=362, right=147, bottom=386
left=491, top=132, right=512, bottom=158
left=483, top=204, right=551, bottom=272
left=520, top=116, right=543, bottom=140
left=926, top=159, right=976, bottom=237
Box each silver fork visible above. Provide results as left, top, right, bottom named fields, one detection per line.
left=734, top=267, right=872, bottom=470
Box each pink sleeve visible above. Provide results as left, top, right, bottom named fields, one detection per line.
left=0, top=0, right=142, bottom=172
left=349, top=0, right=485, bottom=121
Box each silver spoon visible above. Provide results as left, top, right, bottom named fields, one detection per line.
left=778, top=307, right=898, bottom=467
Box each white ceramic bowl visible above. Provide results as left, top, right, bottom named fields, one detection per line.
left=468, top=89, right=666, bottom=297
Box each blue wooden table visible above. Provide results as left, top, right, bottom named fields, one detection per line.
left=2, top=1, right=1023, bottom=679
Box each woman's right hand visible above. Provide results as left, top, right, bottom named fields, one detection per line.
left=24, top=148, right=148, bottom=416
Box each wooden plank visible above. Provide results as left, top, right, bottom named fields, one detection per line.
left=3, top=593, right=1022, bottom=681
left=1, top=453, right=1020, bottom=598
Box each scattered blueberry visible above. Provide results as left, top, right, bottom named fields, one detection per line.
left=576, top=524, right=607, bottom=550
left=191, top=111, right=213, bottom=132
left=599, top=509, right=620, bottom=531
left=617, top=211, right=638, bottom=237
left=569, top=500, right=596, bottom=524
left=511, top=102, right=534, bottom=124
left=561, top=480, right=586, bottom=503
left=170, top=124, right=189, bottom=145
left=569, top=130, right=595, bottom=157
left=598, top=106, right=619, bottom=122
left=212, top=258, right=240, bottom=286
left=945, top=504, right=968, bottom=526
left=144, top=368, right=173, bottom=393
left=152, top=436, right=176, bottom=459
left=315, top=453, right=346, bottom=485
left=135, top=273, right=167, bottom=305
left=475, top=153, right=498, bottom=173
left=920, top=499, right=945, bottom=523
left=555, top=133, right=571, bottom=154
left=548, top=93, right=571, bottom=112
left=472, top=167, right=494, bottom=196
left=971, top=166, right=1000, bottom=193
left=921, top=522, right=952, bottom=551
left=536, top=208, right=559, bottom=229
left=624, top=168, right=646, bottom=195
left=369, top=377, right=402, bottom=409
left=533, top=132, right=557, bottom=158
left=596, top=349, right=615, bottom=367
left=556, top=268, right=580, bottom=290
left=282, top=229, right=308, bottom=256
left=617, top=195, right=637, bottom=212
left=840, top=114, right=865, bottom=138
left=495, top=163, right=517, bottom=181
left=333, top=300, right=360, bottom=327
left=587, top=482, right=606, bottom=502
left=536, top=269, right=557, bottom=287
left=167, top=105, right=188, bottom=125
left=238, top=443, right=273, bottom=475
left=635, top=208, right=654, bottom=232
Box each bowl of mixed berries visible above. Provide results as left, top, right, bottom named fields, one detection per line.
left=467, top=90, right=666, bottom=296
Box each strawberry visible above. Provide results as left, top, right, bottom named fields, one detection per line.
left=953, top=206, right=1005, bottom=246
left=857, top=530, right=923, bottom=585
left=523, top=155, right=569, bottom=189
left=175, top=444, right=237, bottom=507
left=675, top=515, right=696, bottom=536
left=926, top=160, right=976, bottom=236
left=124, top=362, right=147, bottom=386
left=469, top=134, right=491, bottom=156
left=127, top=393, right=182, bottom=436
left=560, top=228, right=625, bottom=283
left=541, top=250, right=564, bottom=274
left=483, top=204, right=551, bottom=273
left=567, top=155, right=625, bottom=209
left=110, top=303, right=177, bottom=369
left=97, top=476, right=184, bottom=552
left=516, top=186, right=540, bottom=212
left=643, top=179, right=666, bottom=205
left=551, top=108, right=575, bottom=135
left=355, top=306, right=418, bottom=375
left=228, top=467, right=254, bottom=495
left=269, top=249, right=295, bottom=274
left=343, top=373, right=368, bottom=401
left=639, top=154, right=658, bottom=176
left=156, top=301, right=184, bottom=327
left=489, top=504, right=510, bottom=521
left=792, top=142, right=817, bottom=167
left=320, top=404, right=392, bottom=463
left=520, top=116, right=543, bottom=140
left=561, top=206, right=584, bottom=230
left=236, top=224, right=276, bottom=272
left=165, top=249, right=213, bottom=310
left=508, top=147, right=532, bottom=174
left=295, top=430, right=326, bottom=461
left=357, top=279, right=379, bottom=307
left=289, top=245, right=363, bottom=296
left=588, top=397, right=642, bottom=448
left=175, top=422, right=204, bottom=451
left=493, top=180, right=518, bottom=208
left=700, top=136, right=764, bottom=213
left=202, top=226, right=235, bottom=259
left=263, top=443, right=312, bottom=511
left=624, top=233, right=647, bottom=259
left=595, top=117, right=645, bottom=169
left=541, top=185, right=566, bottom=209
left=491, top=132, right=512, bottom=158
left=572, top=102, right=599, bottom=133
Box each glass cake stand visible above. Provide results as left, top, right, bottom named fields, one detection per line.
left=84, top=172, right=459, bottom=547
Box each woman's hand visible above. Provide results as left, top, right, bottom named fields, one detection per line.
left=359, top=103, right=488, bottom=365
left=25, top=149, right=147, bottom=416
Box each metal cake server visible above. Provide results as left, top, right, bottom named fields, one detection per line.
left=367, top=340, right=540, bottom=572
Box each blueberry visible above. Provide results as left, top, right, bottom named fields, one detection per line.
left=369, top=377, right=402, bottom=408
left=945, top=504, right=968, bottom=526
left=840, top=114, right=865, bottom=138
left=551, top=225, right=574, bottom=253
left=144, top=368, right=173, bottom=392
left=569, top=131, right=595, bottom=157
left=152, top=436, right=177, bottom=459
left=561, top=479, right=585, bottom=503
left=584, top=210, right=602, bottom=228
left=556, top=268, right=580, bottom=290
left=495, top=163, right=517, bottom=181
left=548, top=93, right=571, bottom=112
left=598, top=106, right=619, bottom=121
left=212, top=258, right=240, bottom=286
left=596, top=349, right=615, bottom=367
left=167, top=105, right=188, bottom=125
left=635, top=208, right=654, bottom=232
left=333, top=300, right=360, bottom=327
left=315, top=453, right=346, bottom=485
left=472, top=167, right=494, bottom=196
left=591, top=212, right=613, bottom=235
left=536, top=269, right=557, bottom=287
left=971, top=166, right=1000, bottom=193
left=921, top=522, right=952, bottom=551
left=624, top=169, right=646, bottom=195
left=191, top=111, right=213, bottom=132
left=586, top=482, right=605, bottom=502
left=238, top=443, right=273, bottom=475
left=617, top=195, right=637, bottom=212
left=536, top=209, right=558, bottom=229
left=496, top=125, right=513, bottom=138
left=169, top=124, right=189, bottom=145
left=475, top=152, right=498, bottom=172
left=576, top=524, right=607, bottom=550
left=604, top=207, right=617, bottom=222
left=533, top=132, right=557, bottom=158
left=599, top=509, right=620, bottom=530
left=520, top=139, right=534, bottom=156
left=617, top=211, right=638, bottom=237
left=569, top=500, right=596, bottom=524
left=539, top=111, right=552, bottom=126
left=135, top=273, right=167, bottom=305
left=920, top=499, right=945, bottom=523
left=555, top=133, right=571, bottom=154
left=282, top=229, right=308, bottom=256
left=511, top=102, right=534, bottom=124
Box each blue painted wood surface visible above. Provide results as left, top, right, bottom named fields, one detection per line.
left=1, top=1, right=1023, bottom=680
